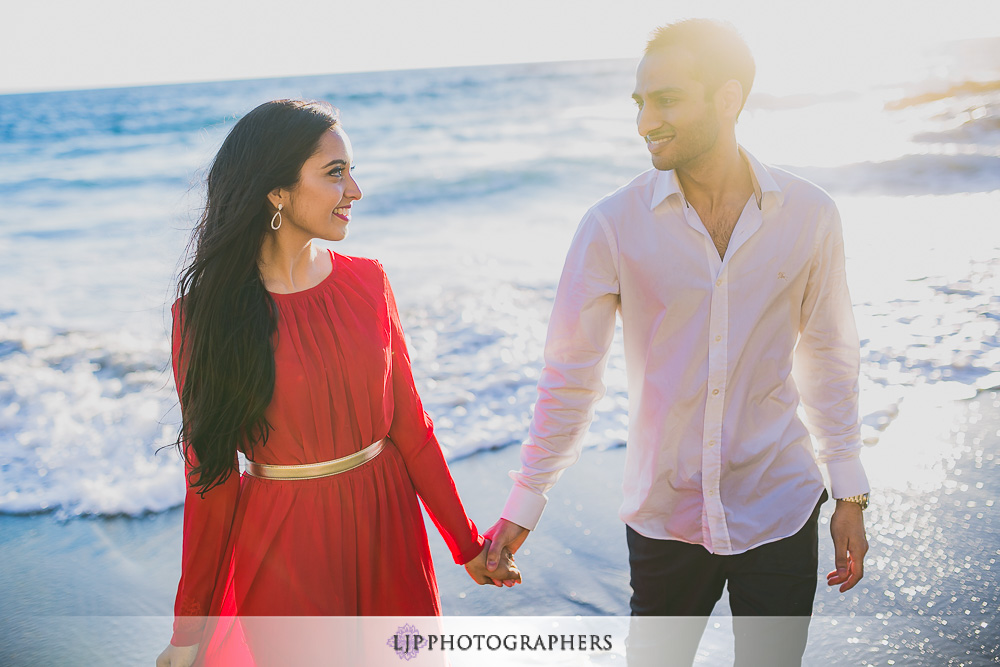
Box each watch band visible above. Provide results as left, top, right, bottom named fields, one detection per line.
left=835, top=492, right=869, bottom=510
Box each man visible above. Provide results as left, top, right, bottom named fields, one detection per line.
left=485, top=19, right=870, bottom=665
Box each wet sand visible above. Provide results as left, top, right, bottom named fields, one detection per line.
left=1, top=391, right=997, bottom=665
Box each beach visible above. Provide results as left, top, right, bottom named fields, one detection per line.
left=1, top=47, right=999, bottom=665
left=2, top=388, right=998, bottom=664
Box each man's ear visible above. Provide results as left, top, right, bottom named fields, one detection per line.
left=715, top=79, right=744, bottom=122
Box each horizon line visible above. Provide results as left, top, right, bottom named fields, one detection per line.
left=0, top=55, right=639, bottom=98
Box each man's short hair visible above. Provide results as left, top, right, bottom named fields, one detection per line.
left=645, top=19, right=755, bottom=112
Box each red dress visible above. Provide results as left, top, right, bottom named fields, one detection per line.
left=169, top=251, right=484, bottom=655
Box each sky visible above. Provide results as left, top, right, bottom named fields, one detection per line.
left=4, top=0, right=1000, bottom=95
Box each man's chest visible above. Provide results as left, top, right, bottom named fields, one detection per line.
left=696, top=202, right=747, bottom=260
left=613, top=215, right=816, bottom=318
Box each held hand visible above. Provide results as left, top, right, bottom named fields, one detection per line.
left=827, top=501, right=868, bottom=593
left=484, top=518, right=530, bottom=573
left=155, top=642, right=199, bottom=667
left=465, top=539, right=522, bottom=587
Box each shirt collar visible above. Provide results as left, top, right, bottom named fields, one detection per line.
left=650, top=168, right=685, bottom=211
left=649, top=146, right=783, bottom=212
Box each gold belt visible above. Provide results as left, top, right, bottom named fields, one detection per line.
left=245, top=439, right=385, bottom=480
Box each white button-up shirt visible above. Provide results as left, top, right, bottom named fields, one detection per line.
left=502, top=149, right=870, bottom=555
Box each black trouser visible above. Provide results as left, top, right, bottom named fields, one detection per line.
left=626, top=490, right=827, bottom=667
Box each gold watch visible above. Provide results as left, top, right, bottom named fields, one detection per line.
left=835, top=493, right=869, bottom=511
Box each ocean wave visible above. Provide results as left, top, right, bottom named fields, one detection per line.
left=0, top=274, right=623, bottom=518
left=393, top=277, right=629, bottom=462
left=0, top=105, right=220, bottom=145
left=52, top=139, right=180, bottom=161
left=788, top=153, right=1000, bottom=195
left=0, top=87, right=227, bottom=143
left=2, top=251, right=996, bottom=518
left=0, top=320, right=184, bottom=517
left=0, top=175, right=191, bottom=196
left=359, top=167, right=559, bottom=215
left=913, top=110, right=1000, bottom=145
left=856, top=256, right=1000, bottom=445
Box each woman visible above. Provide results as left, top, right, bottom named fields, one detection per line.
left=156, top=100, right=519, bottom=667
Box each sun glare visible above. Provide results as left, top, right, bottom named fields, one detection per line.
left=3, top=0, right=997, bottom=94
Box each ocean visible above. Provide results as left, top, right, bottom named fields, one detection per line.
left=2, top=47, right=997, bottom=518
left=1, top=38, right=999, bottom=667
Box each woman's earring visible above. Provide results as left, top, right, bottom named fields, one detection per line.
left=270, top=203, right=283, bottom=231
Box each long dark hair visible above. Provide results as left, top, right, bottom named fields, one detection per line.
left=175, top=99, right=340, bottom=495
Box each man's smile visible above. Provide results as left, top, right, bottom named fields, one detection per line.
left=645, top=133, right=674, bottom=149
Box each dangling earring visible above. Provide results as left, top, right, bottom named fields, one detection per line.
left=270, top=203, right=283, bottom=231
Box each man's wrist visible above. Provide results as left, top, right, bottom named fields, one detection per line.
left=834, top=492, right=869, bottom=511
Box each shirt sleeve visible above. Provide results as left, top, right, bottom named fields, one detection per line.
left=382, top=269, right=485, bottom=566
left=169, top=301, right=241, bottom=648
left=501, top=210, right=621, bottom=530
left=792, top=204, right=871, bottom=499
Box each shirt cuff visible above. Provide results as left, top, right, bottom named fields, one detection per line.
left=825, top=456, right=870, bottom=499
left=500, top=474, right=548, bottom=531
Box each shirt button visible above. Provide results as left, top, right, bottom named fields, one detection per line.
left=715, top=335, right=722, bottom=342
left=712, top=389, right=720, bottom=396
left=715, top=279, right=722, bottom=287
left=708, top=440, right=715, bottom=447
left=707, top=490, right=715, bottom=496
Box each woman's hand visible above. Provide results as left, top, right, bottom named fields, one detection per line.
left=465, top=539, right=522, bottom=587
left=155, top=642, right=199, bottom=667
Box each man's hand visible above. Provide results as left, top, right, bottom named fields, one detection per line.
left=155, top=642, right=198, bottom=667
left=484, top=518, right=530, bottom=573
left=827, top=500, right=868, bottom=592
left=465, top=539, right=521, bottom=587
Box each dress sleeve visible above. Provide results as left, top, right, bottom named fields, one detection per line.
left=381, top=270, right=485, bottom=565
left=169, top=301, right=241, bottom=647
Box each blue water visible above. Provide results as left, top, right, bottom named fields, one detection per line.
left=1, top=50, right=999, bottom=517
